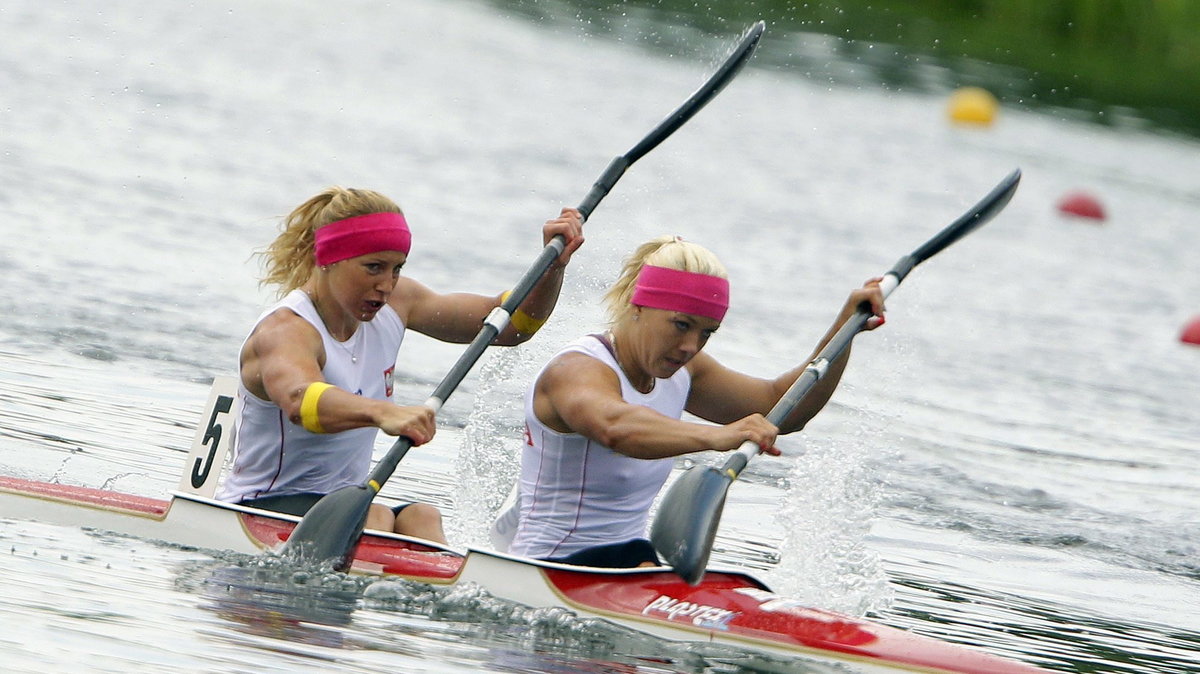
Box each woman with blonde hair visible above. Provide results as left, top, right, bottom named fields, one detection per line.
left=218, top=186, right=584, bottom=544
left=496, top=235, right=883, bottom=567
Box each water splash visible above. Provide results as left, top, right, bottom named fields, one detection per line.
left=448, top=345, right=542, bottom=548
left=768, top=423, right=893, bottom=617
left=449, top=278, right=605, bottom=549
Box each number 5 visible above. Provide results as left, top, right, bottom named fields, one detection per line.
left=178, top=376, right=238, bottom=497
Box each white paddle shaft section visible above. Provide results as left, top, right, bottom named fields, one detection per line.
left=479, top=235, right=565, bottom=337
left=879, top=272, right=900, bottom=298
left=483, top=306, right=512, bottom=333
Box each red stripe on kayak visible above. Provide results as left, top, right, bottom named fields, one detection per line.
left=239, top=513, right=464, bottom=580
left=0, top=476, right=169, bottom=516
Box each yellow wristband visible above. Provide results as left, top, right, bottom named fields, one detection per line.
left=510, top=308, right=547, bottom=335
left=300, top=382, right=335, bottom=434
left=500, top=289, right=547, bottom=335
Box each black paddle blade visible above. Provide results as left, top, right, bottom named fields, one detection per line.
left=911, top=168, right=1022, bottom=265
left=650, top=465, right=733, bottom=585
left=625, top=20, right=765, bottom=164
left=279, top=484, right=374, bottom=571
left=580, top=21, right=766, bottom=220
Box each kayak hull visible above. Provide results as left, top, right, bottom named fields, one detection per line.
left=0, top=475, right=1046, bottom=674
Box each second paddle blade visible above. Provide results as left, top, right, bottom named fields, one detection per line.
left=650, top=465, right=732, bottom=585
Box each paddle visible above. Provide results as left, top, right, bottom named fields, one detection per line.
left=281, top=21, right=768, bottom=571
left=650, top=168, right=1023, bottom=585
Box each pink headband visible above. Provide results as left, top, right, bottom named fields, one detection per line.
left=631, top=265, right=730, bottom=322
left=314, top=212, right=412, bottom=266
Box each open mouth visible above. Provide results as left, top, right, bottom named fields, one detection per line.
left=666, top=352, right=692, bottom=367
left=361, top=300, right=385, bottom=317
left=661, top=356, right=688, bottom=373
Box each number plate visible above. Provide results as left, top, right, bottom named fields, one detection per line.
left=178, top=376, right=238, bottom=497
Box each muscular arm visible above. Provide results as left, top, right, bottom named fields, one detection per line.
left=392, top=207, right=583, bottom=345
left=393, top=274, right=563, bottom=346
left=686, top=281, right=885, bottom=433
left=536, top=352, right=777, bottom=459
left=685, top=348, right=849, bottom=434
left=241, top=309, right=434, bottom=441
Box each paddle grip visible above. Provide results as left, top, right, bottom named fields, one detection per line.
left=771, top=309, right=871, bottom=422
left=723, top=440, right=757, bottom=479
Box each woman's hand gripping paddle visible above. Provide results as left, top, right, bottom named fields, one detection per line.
left=281, top=22, right=768, bottom=572
left=650, top=169, right=1023, bottom=585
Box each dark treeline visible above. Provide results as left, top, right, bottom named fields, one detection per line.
left=496, top=0, right=1200, bottom=136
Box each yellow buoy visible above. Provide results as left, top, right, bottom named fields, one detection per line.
left=947, top=86, right=998, bottom=126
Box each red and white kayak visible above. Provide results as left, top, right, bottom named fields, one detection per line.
left=0, top=378, right=1049, bottom=673
left=0, top=474, right=1047, bottom=674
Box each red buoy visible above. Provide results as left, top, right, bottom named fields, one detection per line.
left=1057, top=191, right=1106, bottom=221
left=1181, top=316, right=1200, bottom=345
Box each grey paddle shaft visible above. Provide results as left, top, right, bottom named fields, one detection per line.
left=719, top=279, right=896, bottom=477
left=392, top=21, right=769, bottom=476
left=651, top=169, right=1022, bottom=585
left=367, top=237, right=568, bottom=486
left=720, top=168, right=1023, bottom=478
left=283, top=21, right=769, bottom=572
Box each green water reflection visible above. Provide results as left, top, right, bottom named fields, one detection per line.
left=492, top=0, right=1200, bottom=137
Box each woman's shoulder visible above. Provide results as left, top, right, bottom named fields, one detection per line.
left=537, top=337, right=620, bottom=391
left=538, top=349, right=621, bottom=400
left=250, top=304, right=319, bottom=342
left=544, top=337, right=596, bottom=363
left=546, top=334, right=613, bottom=364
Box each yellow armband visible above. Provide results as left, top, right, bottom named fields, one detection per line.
left=300, top=382, right=335, bottom=434
left=500, top=290, right=548, bottom=335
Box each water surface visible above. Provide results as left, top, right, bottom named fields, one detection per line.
left=1, top=1, right=1197, bottom=672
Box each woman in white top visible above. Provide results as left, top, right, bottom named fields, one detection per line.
left=502, top=235, right=883, bottom=566
left=218, top=186, right=584, bottom=544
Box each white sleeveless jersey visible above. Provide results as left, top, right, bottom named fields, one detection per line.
left=217, top=289, right=405, bottom=503
left=506, top=334, right=691, bottom=559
